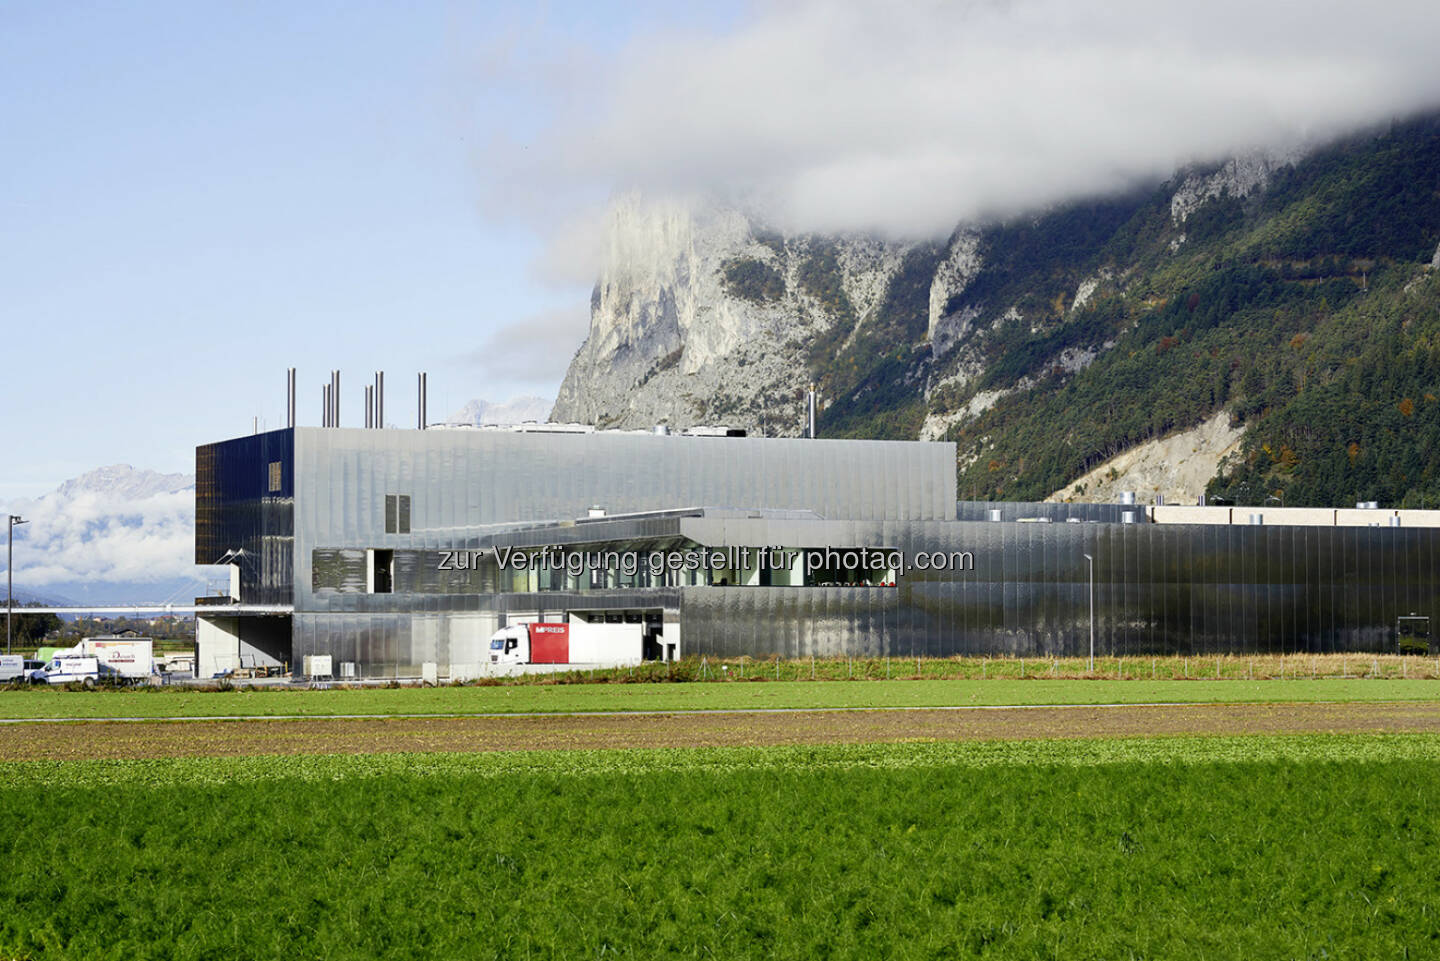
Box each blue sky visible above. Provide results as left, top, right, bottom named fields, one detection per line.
left=5, top=0, right=1439, bottom=503
left=0, top=1, right=735, bottom=498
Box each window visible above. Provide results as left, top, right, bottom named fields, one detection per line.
left=370, top=549, right=394, bottom=594
left=267, top=462, right=282, bottom=492
left=384, top=494, right=411, bottom=534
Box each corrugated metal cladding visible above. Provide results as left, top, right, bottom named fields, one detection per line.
left=288, top=428, right=954, bottom=610
left=674, top=519, right=1440, bottom=658
left=196, top=426, right=1440, bottom=675
left=194, top=430, right=294, bottom=605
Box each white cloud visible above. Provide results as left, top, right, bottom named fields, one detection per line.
left=2, top=473, right=198, bottom=588
left=481, top=0, right=1440, bottom=244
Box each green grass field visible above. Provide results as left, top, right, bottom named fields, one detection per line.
left=2, top=675, right=1439, bottom=720
left=2, top=735, right=1438, bottom=959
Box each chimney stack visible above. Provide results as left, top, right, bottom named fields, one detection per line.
left=285, top=368, right=296, bottom=429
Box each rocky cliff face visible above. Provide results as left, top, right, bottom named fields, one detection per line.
left=552, top=195, right=917, bottom=433
left=550, top=186, right=1129, bottom=448
left=551, top=116, right=1440, bottom=508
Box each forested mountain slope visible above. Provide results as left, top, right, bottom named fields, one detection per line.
left=930, top=115, right=1440, bottom=507
left=554, top=114, right=1440, bottom=508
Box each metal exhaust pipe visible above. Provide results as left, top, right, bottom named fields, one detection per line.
left=375, top=371, right=384, bottom=429
left=286, top=368, right=296, bottom=429
left=418, top=372, right=427, bottom=430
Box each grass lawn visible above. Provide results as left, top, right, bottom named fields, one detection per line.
left=1, top=735, right=1437, bottom=959
left=2, top=676, right=1440, bottom=720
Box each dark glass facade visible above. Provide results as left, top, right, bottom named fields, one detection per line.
left=195, top=429, right=295, bottom=606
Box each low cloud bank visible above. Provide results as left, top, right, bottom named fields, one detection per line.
left=2, top=467, right=198, bottom=589
left=480, top=0, right=1440, bottom=275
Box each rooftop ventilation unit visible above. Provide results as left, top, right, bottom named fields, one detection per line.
left=683, top=426, right=747, bottom=437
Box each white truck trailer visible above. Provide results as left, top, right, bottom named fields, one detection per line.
left=488, top=619, right=645, bottom=667
left=36, top=637, right=154, bottom=684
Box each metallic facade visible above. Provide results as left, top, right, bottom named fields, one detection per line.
left=673, top=517, right=1440, bottom=657
left=195, top=426, right=1438, bottom=676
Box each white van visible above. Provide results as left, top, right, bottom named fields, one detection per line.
left=39, top=656, right=101, bottom=687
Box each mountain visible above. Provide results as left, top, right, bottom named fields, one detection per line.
left=447, top=396, right=553, bottom=427
left=4, top=588, right=78, bottom=607
left=0, top=465, right=214, bottom=606
left=553, top=114, right=1440, bottom=507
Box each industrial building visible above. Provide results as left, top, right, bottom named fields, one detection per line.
left=194, top=421, right=1439, bottom=678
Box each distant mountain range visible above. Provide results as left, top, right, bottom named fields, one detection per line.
left=5, top=587, right=78, bottom=607
left=447, top=395, right=553, bottom=427
left=0, top=464, right=211, bottom=606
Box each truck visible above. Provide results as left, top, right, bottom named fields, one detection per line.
left=34, top=637, right=154, bottom=684
left=37, top=656, right=101, bottom=686
left=488, top=619, right=645, bottom=667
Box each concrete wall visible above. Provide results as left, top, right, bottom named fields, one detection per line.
left=196, top=616, right=240, bottom=678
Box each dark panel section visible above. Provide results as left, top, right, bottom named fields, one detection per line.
left=311, top=549, right=366, bottom=593
left=195, top=429, right=294, bottom=605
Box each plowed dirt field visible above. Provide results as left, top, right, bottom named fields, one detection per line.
left=3, top=700, right=1438, bottom=760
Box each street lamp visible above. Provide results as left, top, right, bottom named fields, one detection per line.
left=1082, top=552, right=1095, bottom=673
left=7, top=515, right=28, bottom=655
